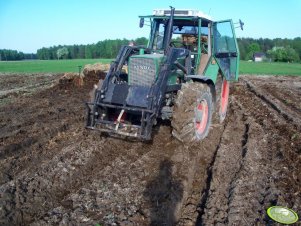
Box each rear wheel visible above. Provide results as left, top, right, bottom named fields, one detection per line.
left=213, top=76, right=230, bottom=123
left=220, top=79, right=230, bottom=122
left=172, top=82, right=213, bottom=143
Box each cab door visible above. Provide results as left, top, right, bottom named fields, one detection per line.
left=213, top=20, right=239, bottom=81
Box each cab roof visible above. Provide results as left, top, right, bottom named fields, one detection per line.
left=139, top=9, right=212, bottom=22
left=153, top=9, right=212, bottom=20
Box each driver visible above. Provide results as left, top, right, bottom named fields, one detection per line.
left=182, top=34, right=197, bottom=51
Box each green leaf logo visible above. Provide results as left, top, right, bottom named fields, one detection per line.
left=267, top=206, right=299, bottom=224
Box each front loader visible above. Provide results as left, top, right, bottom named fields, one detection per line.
left=86, top=7, right=242, bottom=142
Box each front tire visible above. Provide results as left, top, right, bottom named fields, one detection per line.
left=172, top=82, right=213, bottom=143
left=89, top=79, right=103, bottom=105
left=87, top=79, right=103, bottom=127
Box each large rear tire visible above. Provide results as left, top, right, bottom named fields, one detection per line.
left=172, top=82, right=213, bottom=143
left=213, top=76, right=230, bottom=123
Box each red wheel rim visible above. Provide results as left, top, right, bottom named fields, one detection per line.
left=220, top=80, right=229, bottom=115
left=195, top=100, right=209, bottom=135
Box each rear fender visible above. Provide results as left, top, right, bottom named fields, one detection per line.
left=186, top=75, right=216, bottom=104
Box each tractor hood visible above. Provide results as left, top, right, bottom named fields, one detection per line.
left=100, top=54, right=164, bottom=109
left=128, top=54, right=164, bottom=87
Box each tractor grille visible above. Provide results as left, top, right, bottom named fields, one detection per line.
left=129, top=58, right=156, bottom=87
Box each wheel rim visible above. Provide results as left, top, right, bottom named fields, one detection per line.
left=195, top=100, right=209, bottom=136
left=220, top=80, right=229, bottom=115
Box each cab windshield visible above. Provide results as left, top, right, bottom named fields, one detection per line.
left=149, top=18, right=209, bottom=53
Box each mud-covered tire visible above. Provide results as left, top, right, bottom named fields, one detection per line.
left=89, top=79, right=103, bottom=104
left=88, top=79, right=103, bottom=112
left=87, top=79, right=103, bottom=126
left=213, top=76, right=230, bottom=123
left=172, top=82, right=213, bottom=143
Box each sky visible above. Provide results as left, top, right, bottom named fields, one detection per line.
left=0, top=0, right=300, bottom=53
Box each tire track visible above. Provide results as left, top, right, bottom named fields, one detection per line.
left=194, top=74, right=301, bottom=225
left=240, top=77, right=301, bottom=129
left=1, top=125, right=176, bottom=225
left=232, top=81, right=301, bottom=222
left=1, top=74, right=300, bottom=225
left=226, top=118, right=271, bottom=225
left=30, top=126, right=179, bottom=225
left=29, top=124, right=225, bottom=225
left=176, top=124, right=225, bottom=226
left=0, top=76, right=100, bottom=186
left=195, top=98, right=247, bottom=225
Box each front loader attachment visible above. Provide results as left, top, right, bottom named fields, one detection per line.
left=86, top=83, right=155, bottom=140
left=85, top=4, right=193, bottom=141
left=86, top=43, right=192, bottom=140
left=85, top=45, right=157, bottom=140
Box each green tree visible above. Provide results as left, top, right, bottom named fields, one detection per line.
left=85, top=45, right=93, bottom=59
left=267, top=46, right=299, bottom=62
left=34, top=37, right=301, bottom=62
left=238, top=41, right=247, bottom=60
left=78, top=45, right=85, bottom=59
left=56, top=47, right=69, bottom=59
left=292, top=37, right=301, bottom=59
left=0, top=49, right=25, bottom=61
left=286, top=47, right=300, bottom=62
left=37, top=47, right=51, bottom=60
left=135, top=37, right=148, bottom=46
left=246, top=42, right=261, bottom=60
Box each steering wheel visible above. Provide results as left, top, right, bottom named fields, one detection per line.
left=170, top=41, right=187, bottom=48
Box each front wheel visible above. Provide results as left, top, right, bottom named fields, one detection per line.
left=89, top=79, right=103, bottom=105
left=172, top=82, right=213, bottom=143
left=87, top=79, right=103, bottom=127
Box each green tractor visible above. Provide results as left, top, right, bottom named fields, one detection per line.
left=86, top=7, right=242, bottom=142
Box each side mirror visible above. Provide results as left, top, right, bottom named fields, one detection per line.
left=234, top=19, right=244, bottom=30
left=139, top=18, right=144, bottom=28
left=239, top=19, right=244, bottom=30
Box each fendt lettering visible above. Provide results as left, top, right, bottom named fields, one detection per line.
left=133, top=65, right=151, bottom=70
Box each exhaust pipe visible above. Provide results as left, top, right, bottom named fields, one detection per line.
left=164, top=6, right=175, bottom=54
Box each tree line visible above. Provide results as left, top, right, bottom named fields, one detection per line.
left=35, top=37, right=301, bottom=63
left=36, top=37, right=148, bottom=60
left=238, top=37, right=301, bottom=62
left=0, top=49, right=37, bottom=61
left=1, top=37, right=301, bottom=62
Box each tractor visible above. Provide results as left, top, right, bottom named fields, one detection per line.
left=86, top=7, right=242, bottom=142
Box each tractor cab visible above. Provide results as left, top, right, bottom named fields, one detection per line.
left=138, top=9, right=239, bottom=81
left=140, top=9, right=212, bottom=76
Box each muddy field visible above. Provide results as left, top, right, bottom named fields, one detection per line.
left=0, top=72, right=300, bottom=225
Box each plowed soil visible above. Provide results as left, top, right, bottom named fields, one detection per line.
left=0, top=73, right=300, bottom=225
